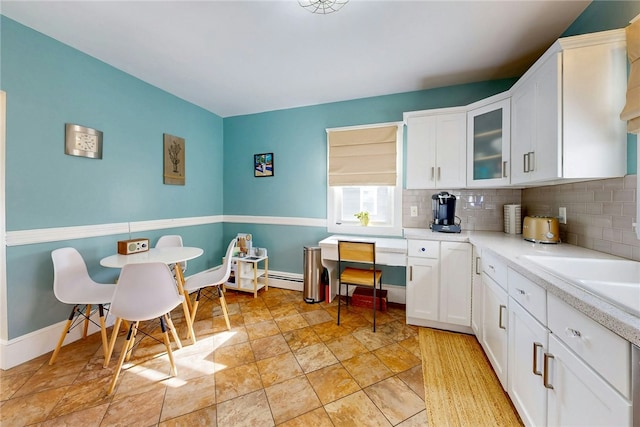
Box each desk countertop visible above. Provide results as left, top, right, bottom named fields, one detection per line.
left=319, top=235, right=407, bottom=253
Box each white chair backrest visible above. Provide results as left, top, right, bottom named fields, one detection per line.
left=156, top=235, right=186, bottom=270
left=51, top=247, right=94, bottom=304
left=110, top=262, right=183, bottom=321
left=155, top=235, right=183, bottom=248
left=220, top=238, right=237, bottom=282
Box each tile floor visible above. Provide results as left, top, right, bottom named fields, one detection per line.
left=0, top=287, right=428, bottom=426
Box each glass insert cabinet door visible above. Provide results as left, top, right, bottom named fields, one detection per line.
left=466, top=97, right=511, bottom=187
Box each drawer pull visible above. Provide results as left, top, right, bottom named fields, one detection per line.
left=515, top=288, right=526, bottom=295
left=498, top=304, right=507, bottom=330
left=532, top=342, right=543, bottom=376
left=565, top=327, right=582, bottom=338
left=543, top=353, right=554, bottom=389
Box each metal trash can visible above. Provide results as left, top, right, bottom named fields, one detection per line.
left=303, top=246, right=325, bottom=303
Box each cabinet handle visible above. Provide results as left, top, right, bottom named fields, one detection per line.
left=565, top=327, right=582, bottom=338
left=502, top=161, right=507, bottom=178
left=543, top=353, right=554, bottom=389
left=437, top=167, right=441, bottom=181
left=516, top=288, right=526, bottom=295
left=529, top=151, right=535, bottom=172
left=532, top=342, right=543, bottom=376
left=475, top=257, right=481, bottom=275
left=498, top=304, right=507, bottom=330
left=431, top=167, right=435, bottom=181
left=409, top=266, right=413, bottom=281
left=523, top=153, right=529, bottom=173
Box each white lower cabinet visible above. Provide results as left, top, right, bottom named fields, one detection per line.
left=406, top=240, right=471, bottom=333
left=546, top=334, right=632, bottom=426
left=481, top=272, right=508, bottom=389
left=406, top=257, right=439, bottom=322
left=471, top=245, right=483, bottom=337
left=508, top=299, right=549, bottom=427
left=440, top=242, right=472, bottom=326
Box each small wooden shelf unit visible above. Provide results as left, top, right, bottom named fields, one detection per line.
left=224, top=255, right=268, bottom=298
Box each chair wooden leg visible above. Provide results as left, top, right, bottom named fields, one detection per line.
left=160, top=316, right=178, bottom=377
left=218, top=287, right=231, bottom=331
left=104, top=317, right=122, bottom=367
left=49, top=305, right=78, bottom=365
left=82, top=304, right=91, bottom=338
left=189, top=289, right=201, bottom=325
left=98, top=305, right=109, bottom=362
left=164, top=314, right=182, bottom=349
left=125, top=321, right=139, bottom=362
left=175, top=264, right=197, bottom=344
left=107, top=322, right=135, bottom=395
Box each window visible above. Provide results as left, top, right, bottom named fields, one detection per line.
left=326, top=122, right=403, bottom=236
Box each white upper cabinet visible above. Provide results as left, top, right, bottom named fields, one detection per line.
left=466, top=95, right=511, bottom=187
left=405, top=108, right=467, bottom=189
left=511, top=29, right=627, bottom=185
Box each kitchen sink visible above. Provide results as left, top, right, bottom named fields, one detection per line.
left=520, top=255, right=640, bottom=316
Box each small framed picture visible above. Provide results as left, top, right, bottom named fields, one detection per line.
left=164, top=133, right=185, bottom=185
left=254, top=153, right=274, bottom=177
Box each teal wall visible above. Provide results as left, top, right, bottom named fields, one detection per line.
left=222, top=79, right=516, bottom=278
left=1, top=0, right=638, bottom=340
left=1, top=17, right=225, bottom=338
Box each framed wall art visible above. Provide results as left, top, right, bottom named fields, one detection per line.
left=254, top=152, right=274, bottom=177
left=163, top=133, right=185, bottom=185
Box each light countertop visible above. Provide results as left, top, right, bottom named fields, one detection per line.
left=404, top=228, right=640, bottom=346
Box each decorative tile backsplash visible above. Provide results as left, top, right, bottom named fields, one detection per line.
left=403, top=175, right=639, bottom=261
left=403, top=188, right=522, bottom=231
left=522, top=175, right=639, bottom=261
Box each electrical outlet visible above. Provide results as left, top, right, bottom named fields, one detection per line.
left=559, top=207, right=567, bottom=224
left=410, top=206, right=418, bottom=217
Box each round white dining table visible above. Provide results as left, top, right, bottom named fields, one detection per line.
left=100, top=246, right=204, bottom=344
left=100, top=246, right=203, bottom=268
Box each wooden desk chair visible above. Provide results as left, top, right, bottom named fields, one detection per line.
left=337, top=240, right=382, bottom=332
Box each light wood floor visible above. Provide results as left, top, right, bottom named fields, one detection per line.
left=419, top=328, right=523, bottom=426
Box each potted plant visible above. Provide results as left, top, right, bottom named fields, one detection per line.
left=354, top=211, right=370, bottom=226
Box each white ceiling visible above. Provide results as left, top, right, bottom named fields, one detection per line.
left=1, top=0, right=591, bottom=117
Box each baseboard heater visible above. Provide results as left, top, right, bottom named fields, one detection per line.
left=262, top=271, right=304, bottom=291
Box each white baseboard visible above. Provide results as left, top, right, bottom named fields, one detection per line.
left=0, top=310, right=115, bottom=370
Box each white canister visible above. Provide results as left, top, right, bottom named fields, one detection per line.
left=504, top=204, right=522, bottom=234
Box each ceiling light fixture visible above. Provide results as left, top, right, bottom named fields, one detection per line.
left=298, top=0, right=349, bottom=14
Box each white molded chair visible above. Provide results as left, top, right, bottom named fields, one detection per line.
left=49, top=248, right=117, bottom=365
left=155, top=234, right=187, bottom=273
left=105, top=262, right=184, bottom=395
left=183, top=239, right=236, bottom=330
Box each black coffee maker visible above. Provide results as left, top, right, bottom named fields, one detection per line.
left=431, top=192, right=461, bottom=233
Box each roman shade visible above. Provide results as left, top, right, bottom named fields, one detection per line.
left=620, top=17, right=640, bottom=134
left=327, top=124, right=399, bottom=186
